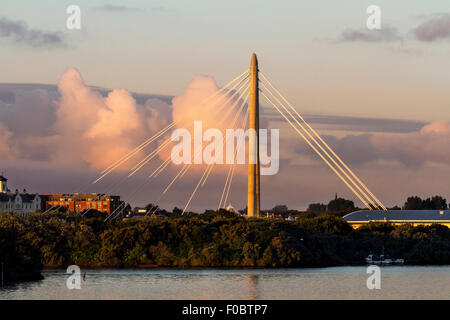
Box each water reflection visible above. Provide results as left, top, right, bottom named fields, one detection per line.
left=248, top=274, right=259, bottom=299
left=0, top=266, right=449, bottom=300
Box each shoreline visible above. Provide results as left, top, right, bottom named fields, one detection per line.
left=42, top=262, right=450, bottom=270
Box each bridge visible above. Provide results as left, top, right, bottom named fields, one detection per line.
left=49, top=53, right=388, bottom=219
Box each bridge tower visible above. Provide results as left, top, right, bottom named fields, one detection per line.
left=247, top=53, right=260, bottom=217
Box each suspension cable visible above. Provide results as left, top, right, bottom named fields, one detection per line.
left=260, top=72, right=386, bottom=211
left=260, top=82, right=380, bottom=210
left=93, top=69, right=249, bottom=184
left=260, top=90, right=373, bottom=210
left=183, top=91, right=250, bottom=214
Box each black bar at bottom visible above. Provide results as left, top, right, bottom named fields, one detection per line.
left=0, top=300, right=447, bottom=319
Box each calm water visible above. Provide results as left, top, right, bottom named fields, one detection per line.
left=1, top=266, right=449, bottom=300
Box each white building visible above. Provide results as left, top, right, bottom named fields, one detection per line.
left=0, top=175, right=41, bottom=216
left=226, top=204, right=240, bottom=215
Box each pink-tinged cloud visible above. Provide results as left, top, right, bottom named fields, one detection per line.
left=172, top=75, right=219, bottom=129
left=413, top=14, right=450, bottom=42
left=371, top=121, right=450, bottom=166
left=166, top=74, right=249, bottom=174
left=285, top=121, right=450, bottom=168
left=54, top=68, right=172, bottom=170
left=0, top=123, right=14, bottom=158
left=0, top=70, right=449, bottom=211
left=0, top=68, right=172, bottom=171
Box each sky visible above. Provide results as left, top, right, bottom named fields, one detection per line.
left=1, top=1, right=450, bottom=211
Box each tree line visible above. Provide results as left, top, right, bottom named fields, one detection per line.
left=402, top=196, right=447, bottom=210
left=306, top=195, right=448, bottom=215
left=1, top=209, right=449, bottom=282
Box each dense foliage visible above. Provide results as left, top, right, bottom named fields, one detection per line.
left=1, top=210, right=449, bottom=282
left=306, top=195, right=355, bottom=215
left=0, top=213, right=43, bottom=281
left=403, top=196, right=448, bottom=210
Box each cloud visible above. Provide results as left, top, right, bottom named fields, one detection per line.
left=94, top=4, right=139, bottom=12
left=1, top=73, right=449, bottom=211
left=93, top=4, right=174, bottom=13
left=339, top=26, right=402, bottom=43
left=53, top=68, right=172, bottom=169
left=286, top=121, right=450, bottom=168
left=0, top=89, right=56, bottom=137
left=0, top=123, right=14, bottom=159
left=0, top=90, right=15, bottom=104
left=150, top=6, right=175, bottom=13
left=0, top=17, right=67, bottom=48
left=263, top=112, right=426, bottom=134
left=167, top=74, right=249, bottom=174
left=372, top=121, right=450, bottom=167
left=0, top=68, right=172, bottom=170
left=413, top=14, right=450, bottom=42
left=0, top=73, right=247, bottom=208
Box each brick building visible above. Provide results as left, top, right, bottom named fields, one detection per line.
left=42, top=193, right=123, bottom=215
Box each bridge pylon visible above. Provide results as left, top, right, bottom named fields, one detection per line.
left=247, top=53, right=260, bottom=218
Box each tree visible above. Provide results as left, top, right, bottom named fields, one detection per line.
left=307, top=203, right=327, bottom=213
left=144, top=203, right=158, bottom=212
left=0, top=213, right=43, bottom=281
left=82, top=209, right=107, bottom=219
left=172, top=207, right=183, bottom=215
left=272, top=205, right=288, bottom=213
left=423, top=196, right=447, bottom=210
left=403, top=196, right=423, bottom=210
left=327, top=196, right=354, bottom=213
left=403, top=195, right=448, bottom=210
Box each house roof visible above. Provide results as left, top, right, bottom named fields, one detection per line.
left=19, top=194, right=38, bottom=203
left=0, top=175, right=7, bottom=182
left=343, top=210, right=450, bottom=222
left=0, top=193, right=39, bottom=203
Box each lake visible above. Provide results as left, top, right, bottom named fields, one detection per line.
left=1, top=266, right=449, bottom=299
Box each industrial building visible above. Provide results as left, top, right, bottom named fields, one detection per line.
left=343, top=210, right=450, bottom=228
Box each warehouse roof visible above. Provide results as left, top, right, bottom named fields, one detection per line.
left=343, top=210, right=450, bottom=222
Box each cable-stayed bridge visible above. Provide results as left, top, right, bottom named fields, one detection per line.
left=48, top=53, right=387, bottom=219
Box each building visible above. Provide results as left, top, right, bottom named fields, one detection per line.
left=0, top=175, right=8, bottom=193
left=265, top=211, right=294, bottom=221
left=343, top=210, right=450, bottom=228
left=42, top=193, right=124, bottom=216
left=127, top=207, right=149, bottom=218
left=226, top=204, right=240, bottom=215
left=0, top=175, right=42, bottom=216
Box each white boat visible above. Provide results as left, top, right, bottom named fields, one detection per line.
left=365, top=254, right=404, bottom=265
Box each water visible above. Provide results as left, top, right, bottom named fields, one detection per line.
left=1, top=266, right=449, bottom=300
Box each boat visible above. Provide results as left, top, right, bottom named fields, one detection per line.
left=365, top=254, right=404, bottom=265
left=365, top=250, right=404, bottom=265
left=365, top=246, right=404, bottom=265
